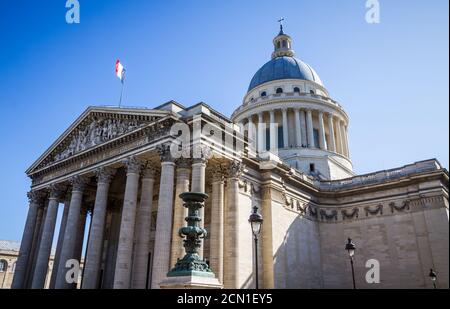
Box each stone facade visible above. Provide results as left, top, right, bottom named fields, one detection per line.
left=11, top=27, right=449, bottom=290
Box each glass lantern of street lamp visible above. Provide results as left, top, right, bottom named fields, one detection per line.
left=248, top=206, right=263, bottom=237
left=345, top=238, right=356, bottom=257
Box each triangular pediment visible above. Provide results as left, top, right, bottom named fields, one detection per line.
left=27, top=106, right=171, bottom=174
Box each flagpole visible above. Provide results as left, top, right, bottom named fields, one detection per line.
left=118, top=79, right=124, bottom=108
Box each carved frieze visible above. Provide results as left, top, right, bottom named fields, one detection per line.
left=390, top=200, right=410, bottom=213
left=308, top=205, right=318, bottom=218
left=342, top=208, right=359, bottom=220
left=52, top=117, right=148, bottom=163
left=364, top=204, right=383, bottom=217
left=320, top=209, right=338, bottom=221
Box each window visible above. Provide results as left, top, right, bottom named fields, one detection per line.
left=310, top=89, right=315, bottom=94
left=276, top=88, right=283, bottom=94
left=313, top=129, right=320, bottom=148
left=261, top=91, right=267, bottom=97
left=282, top=40, right=287, bottom=48
left=265, top=128, right=270, bottom=151
left=278, top=127, right=284, bottom=148
left=293, top=87, right=300, bottom=93
left=277, top=41, right=281, bottom=49
left=310, top=163, right=315, bottom=172
left=0, top=260, right=7, bottom=272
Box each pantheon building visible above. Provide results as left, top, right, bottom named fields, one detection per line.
left=12, top=26, right=449, bottom=289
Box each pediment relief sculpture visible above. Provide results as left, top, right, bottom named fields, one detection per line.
left=50, top=115, right=154, bottom=165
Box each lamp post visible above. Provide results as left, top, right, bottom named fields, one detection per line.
left=166, top=192, right=215, bottom=278
left=429, top=268, right=437, bottom=289
left=345, top=238, right=356, bottom=289
left=248, top=205, right=263, bottom=289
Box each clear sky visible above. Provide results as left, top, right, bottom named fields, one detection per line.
left=0, top=0, right=448, bottom=242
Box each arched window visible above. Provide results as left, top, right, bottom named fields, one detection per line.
left=277, top=41, right=281, bottom=49
left=0, top=260, right=7, bottom=272
left=276, top=88, right=283, bottom=94
left=310, top=89, right=315, bottom=94
left=293, top=87, right=300, bottom=93
left=282, top=40, right=287, bottom=48
left=261, top=91, right=267, bottom=97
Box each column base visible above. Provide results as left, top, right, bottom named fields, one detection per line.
left=160, top=275, right=223, bottom=289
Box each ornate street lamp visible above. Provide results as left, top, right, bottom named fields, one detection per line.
left=429, top=268, right=437, bottom=289
left=248, top=205, right=263, bottom=289
left=345, top=238, right=356, bottom=289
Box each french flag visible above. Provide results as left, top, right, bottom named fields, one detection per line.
left=115, top=59, right=126, bottom=83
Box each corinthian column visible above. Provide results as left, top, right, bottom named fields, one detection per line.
left=31, top=184, right=64, bottom=289
left=55, top=176, right=89, bottom=289
left=261, top=184, right=274, bottom=289
left=210, top=166, right=225, bottom=283
left=113, top=157, right=143, bottom=289
left=335, top=118, right=344, bottom=155
left=257, top=112, right=265, bottom=152
left=223, top=161, right=243, bottom=289
left=132, top=165, right=157, bottom=289
left=269, top=110, right=276, bottom=151
left=318, top=111, right=326, bottom=150
left=327, top=114, right=336, bottom=152
left=248, top=117, right=256, bottom=150
left=170, top=159, right=191, bottom=268
left=294, top=109, right=302, bottom=147
left=82, top=167, right=115, bottom=289
left=25, top=203, right=45, bottom=288
left=306, top=109, right=314, bottom=148
left=49, top=195, right=70, bottom=289
left=282, top=108, right=289, bottom=148
left=12, top=191, right=45, bottom=289
left=151, top=143, right=176, bottom=289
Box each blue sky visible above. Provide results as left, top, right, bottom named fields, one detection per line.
left=0, top=0, right=448, bottom=242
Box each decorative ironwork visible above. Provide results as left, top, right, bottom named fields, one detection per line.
left=167, top=192, right=215, bottom=278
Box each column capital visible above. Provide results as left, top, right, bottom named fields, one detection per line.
left=175, top=157, right=192, bottom=170
left=142, top=162, right=159, bottom=179
left=226, top=161, right=244, bottom=179
left=192, top=145, right=212, bottom=164
left=48, top=183, right=66, bottom=200
left=70, top=175, right=89, bottom=192
left=95, top=166, right=116, bottom=184
left=157, top=143, right=175, bottom=163
left=123, top=156, right=145, bottom=174
left=211, top=165, right=226, bottom=183
left=27, top=190, right=46, bottom=205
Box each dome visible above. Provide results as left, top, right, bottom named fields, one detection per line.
left=248, top=56, right=323, bottom=92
